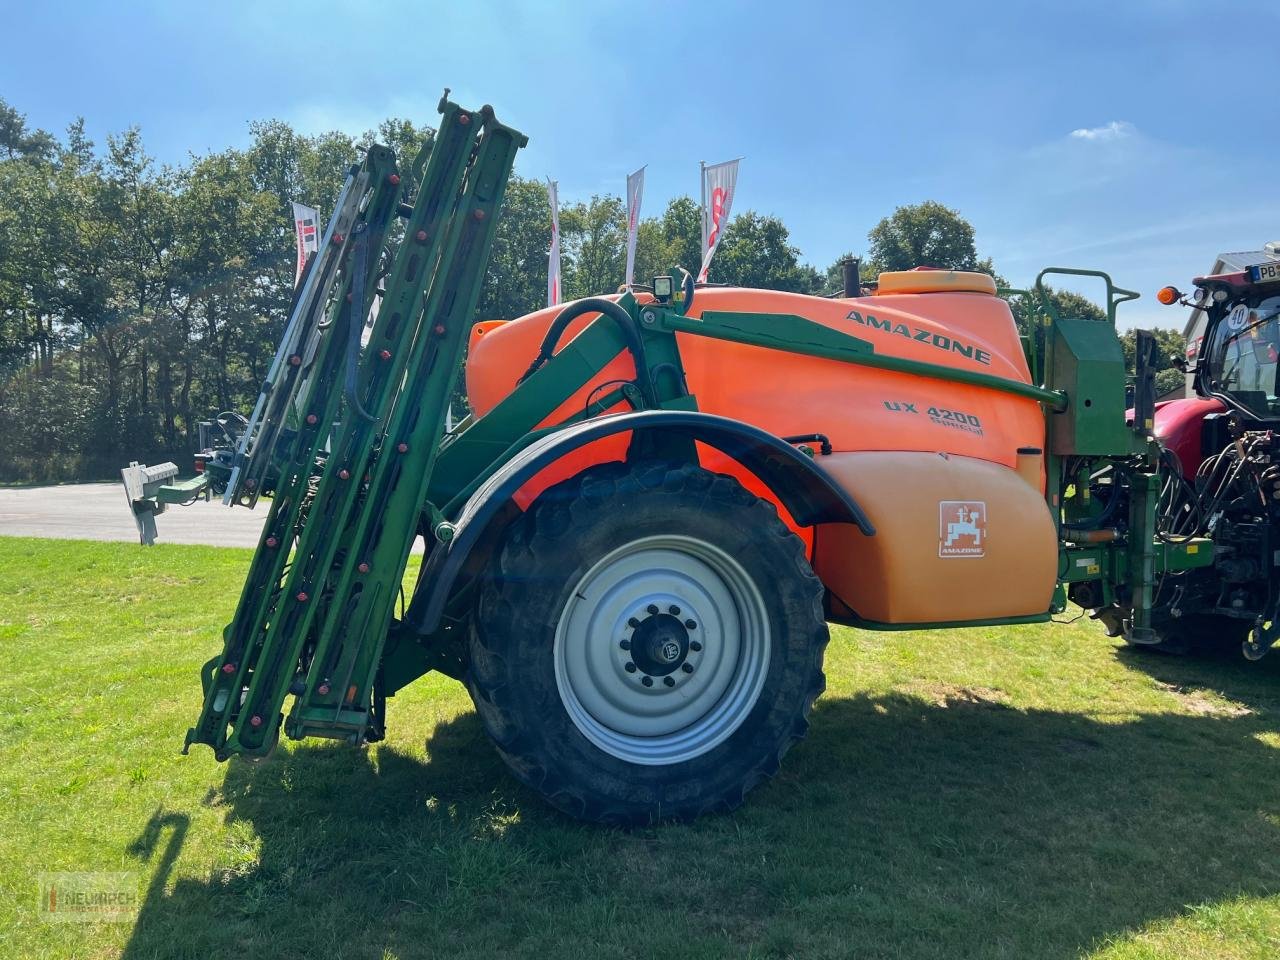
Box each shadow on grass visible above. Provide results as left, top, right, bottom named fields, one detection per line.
left=119, top=663, right=1280, bottom=960
left=1114, top=639, right=1280, bottom=714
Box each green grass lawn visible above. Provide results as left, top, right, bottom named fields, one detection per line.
left=0, top=536, right=1278, bottom=959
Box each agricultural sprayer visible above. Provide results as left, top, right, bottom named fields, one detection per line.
left=122, top=92, right=1268, bottom=824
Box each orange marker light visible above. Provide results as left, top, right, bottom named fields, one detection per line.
left=1156, top=286, right=1181, bottom=305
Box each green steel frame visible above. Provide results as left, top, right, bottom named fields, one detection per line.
left=184, top=95, right=527, bottom=758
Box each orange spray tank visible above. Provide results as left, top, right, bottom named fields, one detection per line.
left=464, top=272, right=1057, bottom=625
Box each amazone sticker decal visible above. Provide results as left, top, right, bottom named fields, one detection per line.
left=939, top=501, right=986, bottom=559
left=847, top=310, right=993, bottom=366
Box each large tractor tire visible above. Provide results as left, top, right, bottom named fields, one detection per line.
left=467, top=461, right=828, bottom=825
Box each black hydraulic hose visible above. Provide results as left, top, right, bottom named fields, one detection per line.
left=679, top=269, right=695, bottom=314
left=1061, top=487, right=1121, bottom=530
left=519, top=297, right=653, bottom=403
left=1060, top=459, right=1122, bottom=531
left=1155, top=446, right=1204, bottom=542
left=1164, top=435, right=1261, bottom=541
left=1201, top=446, right=1249, bottom=517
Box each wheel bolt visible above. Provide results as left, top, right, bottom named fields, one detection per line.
left=663, top=676, right=675, bottom=687
left=668, top=605, right=681, bottom=616
left=627, top=617, right=639, bottom=628
left=619, top=639, right=631, bottom=650
left=624, top=662, right=637, bottom=673
left=681, top=663, right=694, bottom=674
left=690, top=640, right=702, bottom=652
left=647, top=604, right=659, bottom=615
left=685, top=619, right=697, bottom=630
left=641, top=676, right=653, bottom=687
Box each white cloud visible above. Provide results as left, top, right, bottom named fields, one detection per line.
left=1069, top=120, right=1136, bottom=142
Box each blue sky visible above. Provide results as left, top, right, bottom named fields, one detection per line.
left=2, top=0, right=1276, bottom=328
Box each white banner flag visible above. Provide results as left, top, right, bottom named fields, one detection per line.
left=547, top=179, right=562, bottom=308
left=624, top=166, right=645, bottom=291
left=698, top=159, right=740, bottom=283
left=291, top=202, right=321, bottom=288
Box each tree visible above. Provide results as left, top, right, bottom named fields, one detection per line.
left=658, top=196, right=702, bottom=278
left=867, top=200, right=996, bottom=277
left=1155, top=367, right=1186, bottom=395
left=0, top=98, right=55, bottom=161
left=1121, top=327, right=1187, bottom=394
left=560, top=195, right=627, bottom=299
left=358, top=118, right=434, bottom=166
left=627, top=196, right=703, bottom=288
left=1008, top=286, right=1107, bottom=338
left=477, top=175, right=550, bottom=320
left=0, top=95, right=851, bottom=483
left=709, top=212, right=820, bottom=293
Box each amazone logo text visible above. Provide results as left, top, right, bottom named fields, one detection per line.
left=846, top=310, right=992, bottom=366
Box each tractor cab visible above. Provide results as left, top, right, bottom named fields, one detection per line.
left=1171, top=244, right=1280, bottom=411
left=1194, top=274, right=1280, bottom=418
left=1149, top=262, right=1280, bottom=471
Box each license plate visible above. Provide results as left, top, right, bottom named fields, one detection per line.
left=1248, top=260, right=1280, bottom=283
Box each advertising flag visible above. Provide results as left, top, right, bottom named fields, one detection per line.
left=547, top=179, right=562, bottom=308
left=291, top=202, right=321, bottom=288
left=697, top=159, right=740, bottom=283
left=624, top=166, right=645, bottom=291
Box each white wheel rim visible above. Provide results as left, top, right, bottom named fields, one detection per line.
left=553, top=534, right=771, bottom=765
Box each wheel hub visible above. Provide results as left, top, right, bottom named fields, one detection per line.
left=553, top=535, right=771, bottom=766
left=629, top=612, right=690, bottom=676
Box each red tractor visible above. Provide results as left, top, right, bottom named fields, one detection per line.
left=1112, top=253, right=1280, bottom=656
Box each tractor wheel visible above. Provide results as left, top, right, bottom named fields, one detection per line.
left=467, top=461, right=828, bottom=825
left=1126, top=614, right=1252, bottom=656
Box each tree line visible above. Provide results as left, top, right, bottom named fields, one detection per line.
left=0, top=97, right=1181, bottom=483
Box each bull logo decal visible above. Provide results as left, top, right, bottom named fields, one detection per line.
left=939, top=501, right=986, bottom=558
